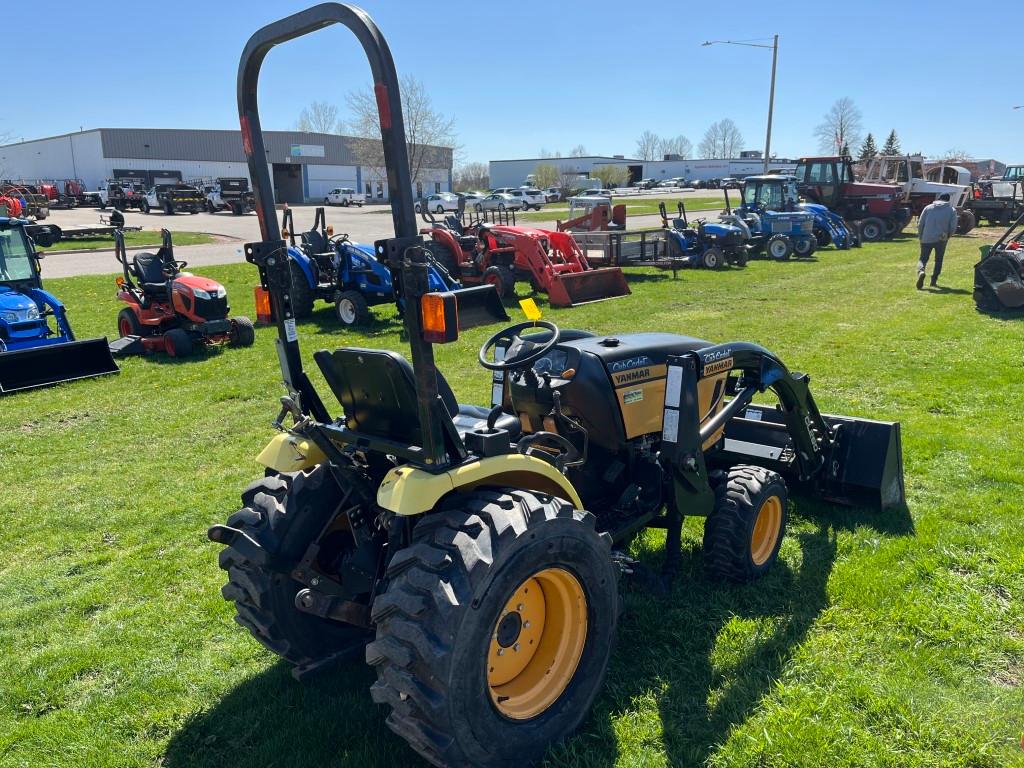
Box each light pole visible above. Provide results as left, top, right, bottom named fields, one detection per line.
left=703, top=36, right=779, bottom=173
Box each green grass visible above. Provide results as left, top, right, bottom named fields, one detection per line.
left=519, top=196, right=726, bottom=222
left=2, top=234, right=1023, bottom=767
left=44, top=230, right=215, bottom=252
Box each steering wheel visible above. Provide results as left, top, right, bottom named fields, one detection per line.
left=479, top=320, right=560, bottom=371
left=162, top=260, right=187, bottom=277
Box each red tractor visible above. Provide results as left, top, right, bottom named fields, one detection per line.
left=112, top=229, right=255, bottom=358
left=794, top=155, right=912, bottom=242
left=419, top=212, right=521, bottom=298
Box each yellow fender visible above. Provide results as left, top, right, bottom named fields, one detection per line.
left=257, top=432, right=327, bottom=473
left=377, top=454, right=583, bottom=516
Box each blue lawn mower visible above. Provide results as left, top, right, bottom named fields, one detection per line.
left=659, top=202, right=748, bottom=268
left=0, top=217, right=118, bottom=393
left=721, top=176, right=817, bottom=260
left=282, top=206, right=459, bottom=326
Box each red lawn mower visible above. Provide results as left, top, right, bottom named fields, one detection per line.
left=111, top=229, right=255, bottom=358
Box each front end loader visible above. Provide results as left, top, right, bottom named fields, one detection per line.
left=0, top=218, right=118, bottom=394
left=207, top=6, right=906, bottom=767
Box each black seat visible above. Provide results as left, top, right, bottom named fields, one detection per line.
left=132, top=251, right=173, bottom=297
left=301, top=229, right=329, bottom=254
left=313, top=348, right=521, bottom=450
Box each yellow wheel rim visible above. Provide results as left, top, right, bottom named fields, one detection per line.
left=487, top=567, right=588, bottom=720
left=750, top=495, right=782, bottom=566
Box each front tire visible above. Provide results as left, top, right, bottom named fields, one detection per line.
left=334, top=290, right=371, bottom=326
left=793, top=237, right=816, bottom=258
left=859, top=217, right=885, bottom=242
left=482, top=264, right=516, bottom=298
left=368, top=490, right=618, bottom=768
left=701, top=246, right=724, bottom=269
left=703, top=465, right=787, bottom=582
left=767, top=234, right=793, bottom=260
left=229, top=316, right=255, bottom=347
left=164, top=328, right=193, bottom=358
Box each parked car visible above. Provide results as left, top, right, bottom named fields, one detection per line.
left=324, top=187, right=365, bottom=207
left=477, top=192, right=522, bottom=211
left=415, top=193, right=460, bottom=213
left=721, top=177, right=742, bottom=190
left=543, top=187, right=562, bottom=202
left=657, top=179, right=677, bottom=188
left=457, top=192, right=484, bottom=208
left=633, top=178, right=657, bottom=189
left=582, top=188, right=614, bottom=198
left=515, top=188, right=547, bottom=210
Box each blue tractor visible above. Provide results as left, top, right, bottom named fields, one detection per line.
left=721, top=176, right=818, bottom=260
left=658, top=201, right=748, bottom=268
left=799, top=202, right=859, bottom=250
left=0, top=217, right=118, bottom=393
left=282, top=207, right=458, bottom=326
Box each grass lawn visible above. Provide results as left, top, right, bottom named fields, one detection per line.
left=2, top=233, right=1023, bottom=767
left=519, top=196, right=726, bottom=222
left=43, top=230, right=215, bottom=252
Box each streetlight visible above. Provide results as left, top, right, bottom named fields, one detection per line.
left=702, top=36, right=779, bottom=173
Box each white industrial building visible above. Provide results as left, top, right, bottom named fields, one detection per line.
left=0, top=128, right=453, bottom=204
left=489, top=153, right=796, bottom=189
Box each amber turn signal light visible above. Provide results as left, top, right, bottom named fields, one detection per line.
left=421, top=292, right=459, bottom=343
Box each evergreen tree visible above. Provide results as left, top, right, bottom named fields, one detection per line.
left=858, top=133, right=878, bottom=162
left=840, top=141, right=851, bottom=157
left=881, top=129, right=901, bottom=156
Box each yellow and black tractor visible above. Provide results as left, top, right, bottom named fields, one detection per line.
left=208, top=6, right=906, bottom=766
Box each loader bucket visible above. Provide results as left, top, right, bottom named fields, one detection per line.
left=452, top=284, right=510, bottom=330
left=0, top=338, right=119, bottom=395
left=823, top=413, right=905, bottom=510
left=545, top=268, right=631, bottom=308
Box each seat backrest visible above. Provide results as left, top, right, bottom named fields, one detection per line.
left=301, top=229, right=328, bottom=254
left=132, top=251, right=169, bottom=284
left=314, top=347, right=458, bottom=447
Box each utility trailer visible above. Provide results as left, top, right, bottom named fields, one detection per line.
left=142, top=183, right=205, bottom=215
left=191, top=176, right=257, bottom=214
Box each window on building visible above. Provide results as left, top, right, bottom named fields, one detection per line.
left=365, top=182, right=372, bottom=197
left=377, top=182, right=384, bottom=199
left=416, top=181, right=423, bottom=199
left=434, top=182, right=441, bottom=194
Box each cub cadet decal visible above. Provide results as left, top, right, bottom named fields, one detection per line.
left=609, top=356, right=652, bottom=372
left=703, top=357, right=734, bottom=376
left=623, top=389, right=644, bottom=404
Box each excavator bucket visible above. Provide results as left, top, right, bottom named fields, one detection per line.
left=0, top=338, right=119, bottom=395
left=545, top=267, right=631, bottom=308
left=452, top=284, right=510, bottom=329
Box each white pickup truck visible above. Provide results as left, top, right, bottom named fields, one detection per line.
left=324, top=187, right=365, bottom=207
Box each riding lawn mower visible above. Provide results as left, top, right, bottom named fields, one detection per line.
left=206, top=6, right=906, bottom=767
left=659, top=201, right=748, bottom=268
left=974, top=211, right=1024, bottom=312
left=111, top=229, right=255, bottom=357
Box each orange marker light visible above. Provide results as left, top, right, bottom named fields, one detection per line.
left=253, top=286, right=273, bottom=325
left=421, top=292, right=459, bottom=343
left=116, top=277, right=125, bottom=287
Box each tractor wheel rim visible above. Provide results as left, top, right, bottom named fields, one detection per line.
left=118, top=317, right=132, bottom=337
left=863, top=224, right=879, bottom=238
left=771, top=241, right=787, bottom=258
left=751, top=495, right=782, bottom=565
left=338, top=299, right=356, bottom=324
left=487, top=567, right=587, bottom=720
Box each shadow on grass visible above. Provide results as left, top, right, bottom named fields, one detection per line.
left=925, top=286, right=971, bottom=295
left=163, top=502, right=912, bottom=768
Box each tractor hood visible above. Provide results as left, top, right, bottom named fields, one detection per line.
left=844, top=181, right=901, bottom=198
left=172, top=274, right=227, bottom=295
left=0, top=286, right=39, bottom=317
left=703, top=222, right=743, bottom=237
left=799, top=202, right=829, bottom=215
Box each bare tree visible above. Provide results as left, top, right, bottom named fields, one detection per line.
left=296, top=101, right=341, bottom=134
left=635, top=130, right=661, bottom=161
left=569, top=144, right=588, bottom=157
left=698, top=119, right=745, bottom=159
left=345, top=74, right=460, bottom=190
left=938, top=148, right=971, bottom=163
left=453, top=161, right=489, bottom=192
left=658, top=134, right=692, bottom=159
left=532, top=163, right=560, bottom=190
left=589, top=165, right=630, bottom=188
left=558, top=165, right=587, bottom=195
left=814, top=97, right=863, bottom=155
left=0, top=129, right=11, bottom=178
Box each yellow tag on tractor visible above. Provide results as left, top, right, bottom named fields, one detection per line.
left=207, top=6, right=906, bottom=766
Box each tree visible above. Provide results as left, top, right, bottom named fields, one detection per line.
left=569, top=144, right=588, bottom=157
left=813, top=97, right=863, bottom=155
left=658, top=134, right=692, bottom=159
left=558, top=165, right=586, bottom=195
left=453, top=161, right=489, bottom=192
left=296, top=101, right=341, bottom=134
left=858, top=133, right=878, bottom=162
left=345, top=74, right=460, bottom=189
left=840, top=141, right=851, bottom=157
left=881, top=129, right=901, bottom=156
left=938, top=148, right=971, bottom=163
left=589, top=165, right=630, bottom=189
left=698, top=119, right=744, bottom=159
left=532, top=163, right=559, bottom=190
left=635, top=130, right=661, bottom=161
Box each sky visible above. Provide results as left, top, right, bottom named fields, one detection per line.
left=6, top=0, right=1023, bottom=164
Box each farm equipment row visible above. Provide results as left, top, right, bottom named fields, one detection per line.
left=204, top=7, right=907, bottom=768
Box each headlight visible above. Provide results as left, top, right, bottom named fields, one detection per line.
left=1, top=311, right=17, bottom=323
left=1, top=306, right=40, bottom=322
left=192, top=288, right=211, bottom=300
left=216, top=287, right=227, bottom=298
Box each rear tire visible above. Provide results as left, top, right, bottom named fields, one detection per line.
left=211, top=467, right=372, bottom=665
left=229, top=316, right=255, bottom=347
left=368, top=490, right=618, bottom=768
left=164, top=328, right=193, bottom=358
left=767, top=234, right=793, bottom=260
left=859, top=217, right=885, bottom=242
left=117, top=307, right=146, bottom=337
left=334, top=290, right=371, bottom=326
left=957, top=209, right=976, bottom=235
left=703, top=465, right=787, bottom=582
left=288, top=260, right=316, bottom=319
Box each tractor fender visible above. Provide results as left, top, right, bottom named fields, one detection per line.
left=286, top=245, right=318, bottom=289
left=376, top=454, right=584, bottom=516
left=256, top=432, right=328, bottom=473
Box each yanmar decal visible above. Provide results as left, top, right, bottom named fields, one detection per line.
left=703, top=357, right=733, bottom=376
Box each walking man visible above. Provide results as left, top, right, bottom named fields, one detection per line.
left=916, top=193, right=959, bottom=289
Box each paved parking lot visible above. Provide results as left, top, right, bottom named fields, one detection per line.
left=41, top=188, right=726, bottom=278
